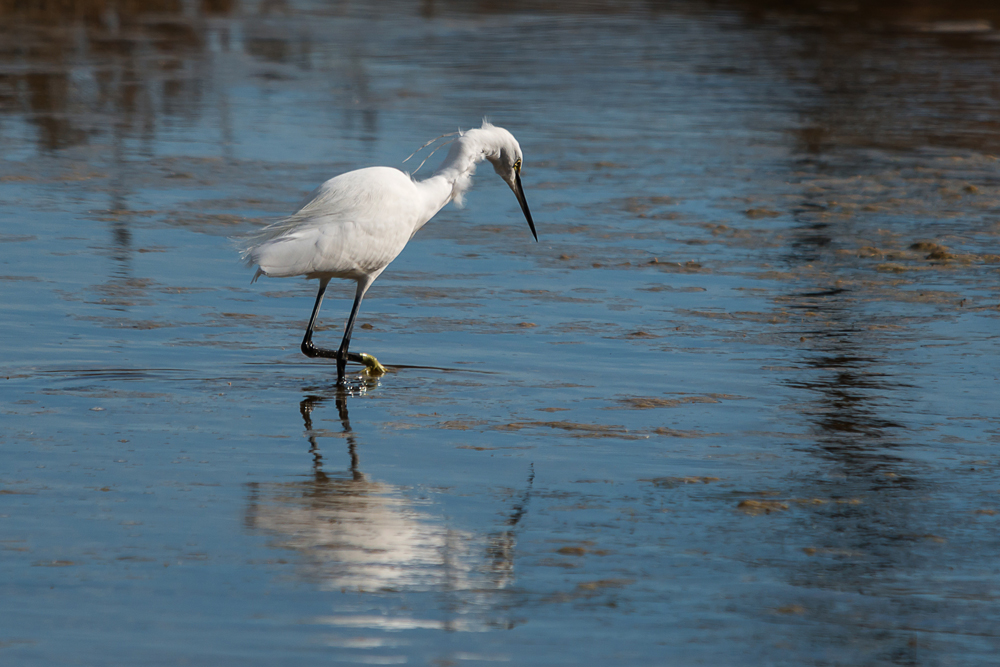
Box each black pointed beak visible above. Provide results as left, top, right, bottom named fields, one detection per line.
left=513, top=172, right=537, bottom=242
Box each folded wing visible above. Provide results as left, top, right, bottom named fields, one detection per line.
left=241, top=167, right=422, bottom=281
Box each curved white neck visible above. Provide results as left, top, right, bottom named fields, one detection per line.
left=412, top=130, right=494, bottom=231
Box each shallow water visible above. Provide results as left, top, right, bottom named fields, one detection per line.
left=2, top=1, right=1000, bottom=664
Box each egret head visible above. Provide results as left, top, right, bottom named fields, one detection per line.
left=478, top=124, right=537, bottom=242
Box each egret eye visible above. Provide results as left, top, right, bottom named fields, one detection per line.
left=513, top=158, right=522, bottom=172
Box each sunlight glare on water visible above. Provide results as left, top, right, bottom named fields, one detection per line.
left=1, top=1, right=1000, bottom=665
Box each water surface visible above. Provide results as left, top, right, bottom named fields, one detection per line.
left=2, top=1, right=999, bottom=664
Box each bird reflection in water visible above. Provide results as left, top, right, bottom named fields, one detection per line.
left=245, top=388, right=531, bottom=618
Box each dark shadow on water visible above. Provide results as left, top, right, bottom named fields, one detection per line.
left=756, top=140, right=985, bottom=660
left=763, top=279, right=947, bottom=664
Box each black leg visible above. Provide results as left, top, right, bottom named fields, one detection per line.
left=300, top=278, right=375, bottom=383
left=301, top=277, right=335, bottom=358
left=335, top=282, right=367, bottom=381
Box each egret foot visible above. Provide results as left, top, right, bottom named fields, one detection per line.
left=357, top=353, right=387, bottom=376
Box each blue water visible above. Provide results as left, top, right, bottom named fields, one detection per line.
left=2, top=1, right=1000, bottom=664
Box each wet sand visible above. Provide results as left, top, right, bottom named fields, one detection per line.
left=1, top=1, right=999, bottom=664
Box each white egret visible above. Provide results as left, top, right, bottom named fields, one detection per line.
left=241, top=121, right=536, bottom=383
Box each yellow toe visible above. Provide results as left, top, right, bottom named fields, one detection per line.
left=358, top=353, right=387, bottom=376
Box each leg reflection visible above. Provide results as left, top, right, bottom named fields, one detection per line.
left=248, top=388, right=533, bottom=612
left=300, top=390, right=362, bottom=483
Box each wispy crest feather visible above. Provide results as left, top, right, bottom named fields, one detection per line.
left=402, top=132, right=459, bottom=175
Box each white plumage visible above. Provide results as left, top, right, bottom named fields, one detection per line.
left=241, top=121, right=536, bottom=382
left=248, top=168, right=426, bottom=282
